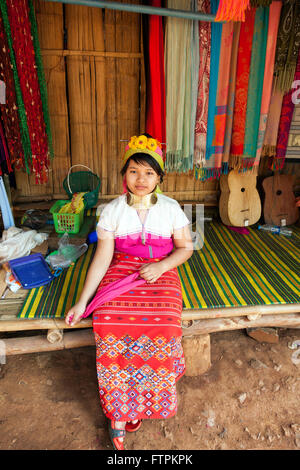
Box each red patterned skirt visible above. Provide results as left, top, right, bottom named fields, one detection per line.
left=93, top=251, right=185, bottom=421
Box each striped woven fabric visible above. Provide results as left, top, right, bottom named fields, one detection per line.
left=18, top=222, right=300, bottom=319
left=178, top=222, right=300, bottom=309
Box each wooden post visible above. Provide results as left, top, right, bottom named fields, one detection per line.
left=182, top=334, right=211, bottom=377
left=3, top=329, right=95, bottom=355
left=46, top=328, right=64, bottom=343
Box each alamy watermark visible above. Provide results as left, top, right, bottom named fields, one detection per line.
left=0, top=340, right=6, bottom=365
left=180, top=203, right=205, bottom=250
left=97, top=203, right=206, bottom=250
left=292, top=80, right=300, bottom=105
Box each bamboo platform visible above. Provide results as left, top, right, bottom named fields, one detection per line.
left=1, top=288, right=299, bottom=352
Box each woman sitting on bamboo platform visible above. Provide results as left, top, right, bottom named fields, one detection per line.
left=65, top=134, right=193, bottom=450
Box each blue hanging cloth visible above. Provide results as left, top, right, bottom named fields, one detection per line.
left=0, top=176, right=14, bottom=229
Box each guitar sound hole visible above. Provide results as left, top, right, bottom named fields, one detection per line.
left=276, top=190, right=282, bottom=196
left=241, top=188, right=245, bottom=192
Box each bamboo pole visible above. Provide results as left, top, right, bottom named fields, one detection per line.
left=3, top=329, right=94, bottom=356
left=44, top=0, right=217, bottom=22
left=2, top=313, right=300, bottom=356
left=0, top=304, right=299, bottom=332
left=181, top=313, right=300, bottom=336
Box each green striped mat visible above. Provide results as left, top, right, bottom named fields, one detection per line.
left=178, top=222, right=300, bottom=309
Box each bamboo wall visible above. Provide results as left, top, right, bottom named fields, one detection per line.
left=14, top=0, right=219, bottom=204
left=14, top=0, right=299, bottom=203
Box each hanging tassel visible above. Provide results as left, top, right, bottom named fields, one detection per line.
left=215, top=0, right=250, bottom=22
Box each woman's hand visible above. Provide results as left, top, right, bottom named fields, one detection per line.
left=65, top=301, right=87, bottom=327
left=139, top=262, right=165, bottom=284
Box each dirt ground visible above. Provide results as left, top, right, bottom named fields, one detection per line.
left=0, top=327, right=299, bottom=451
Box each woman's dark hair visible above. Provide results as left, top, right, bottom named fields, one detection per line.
left=121, top=133, right=165, bottom=184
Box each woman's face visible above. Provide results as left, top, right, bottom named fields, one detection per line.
left=125, top=159, right=160, bottom=197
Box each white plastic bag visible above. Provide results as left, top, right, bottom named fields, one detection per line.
left=45, top=233, right=88, bottom=269
left=0, top=227, right=48, bottom=264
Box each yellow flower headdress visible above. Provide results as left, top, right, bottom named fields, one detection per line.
left=123, top=135, right=164, bottom=171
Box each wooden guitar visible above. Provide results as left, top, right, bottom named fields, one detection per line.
left=262, top=173, right=299, bottom=226
left=219, top=169, right=261, bottom=227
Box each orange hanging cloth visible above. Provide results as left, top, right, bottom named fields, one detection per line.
left=215, top=0, right=250, bottom=22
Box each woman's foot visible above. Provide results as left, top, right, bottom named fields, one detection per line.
left=108, top=420, right=126, bottom=450
left=125, top=419, right=142, bottom=433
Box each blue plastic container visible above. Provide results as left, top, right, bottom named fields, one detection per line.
left=87, top=230, right=98, bottom=244
left=9, top=253, right=55, bottom=289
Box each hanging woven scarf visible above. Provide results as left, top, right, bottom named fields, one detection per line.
left=215, top=0, right=250, bottom=22
left=0, top=0, right=31, bottom=173
left=28, top=0, right=54, bottom=162
left=6, top=0, right=50, bottom=183
left=190, top=0, right=200, bottom=161
left=145, top=0, right=166, bottom=147
left=254, top=1, right=282, bottom=167
left=261, top=1, right=295, bottom=158
left=272, top=46, right=300, bottom=170
left=194, top=0, right=211, bottom=168
left=208, top=21, right=234, bottom=177
left=222, top=22, right=241, bottom=175
left=230, top=7, right=256, bottom=165
left=165, top=0, right=194, bottom=172
left=242, top=6, right=269, bottom=170
left=194, top=0, right=221, bottom=180
left=0, top=12, right=25, bottom=171
left=273, top=0, right=300, bottom=94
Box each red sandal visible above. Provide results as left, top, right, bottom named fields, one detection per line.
left=125, top=420, right=142, bottom=433
left=108, top=420, right=126, bottom=450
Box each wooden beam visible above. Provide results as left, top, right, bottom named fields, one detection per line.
left=2, top=313, right=300, bottom=356
left=0, top=304, right=299, bottom=332
left=181, top=313, right=300, bottom=336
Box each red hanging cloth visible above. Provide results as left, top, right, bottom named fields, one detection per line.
left=145, top=0, right=166, bottom=150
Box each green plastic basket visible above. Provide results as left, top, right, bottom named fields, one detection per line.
left=50, top=200, right=84, bottom=234
left=63, top=165, right=101, bottom=209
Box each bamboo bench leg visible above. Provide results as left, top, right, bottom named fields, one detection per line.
left=182, top=334, right=211, bottom=377
left=47, top=329, right=64, bottom=344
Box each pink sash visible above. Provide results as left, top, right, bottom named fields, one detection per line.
left=82, top=272, right=146, bottom=318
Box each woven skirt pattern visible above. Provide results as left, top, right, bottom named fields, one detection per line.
left=93, top=252, right=185, bottom=421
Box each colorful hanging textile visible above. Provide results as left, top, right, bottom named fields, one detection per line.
left=229, top=7, right=256, bottom=163
left=194, top=0, right=221, bottom=180
left=0, top=12, right=25, bottom=171
left=189, top=0, right=200, bottom=161
left=273, top=0, right=300, bottom=94
left=215, top=0, right=250, bottom=22
left=208, top=21, right=234, bottom=176
left=242, top=6, right=269, bottom=169
left=261, top=1, right=296, bottom=159
left=5, top=0, right=50, bottom=183
left=193, top=0, right=211, bottom=168
left=145, top=0, right=166, bottom=147
left=272, top=46, right=300, bottom=171
left=165, top=0, right=194, bottom=172
left=222, top=22, right=241, bottom=174
left=0, top=0, right=31, bottom=173
left=28, top=0, right=54, bottom=161
left=254, top=1, right=282, bottom=166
